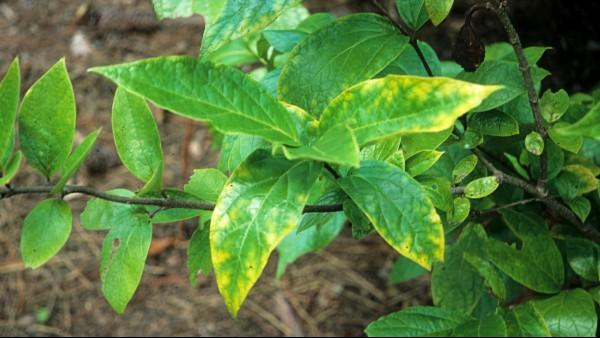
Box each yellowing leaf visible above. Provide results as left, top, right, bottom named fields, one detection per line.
left=210, top=150, right=321, bottom=316
left=319, top=76, right=500, bottom=146
left=339, top=160, right=444, bottom=269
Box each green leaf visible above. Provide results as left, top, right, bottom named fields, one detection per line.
left=566, top=238, right=599, bottom=282
left=263, top=29, right=307, bottom=53
left=297, top=12, right=336, bottom=33
left=464, top=176, right=500, bottom=199
left=419, top=176, right=453, bottom=212
left=432, top=223, right=487, bottom=314
left=548, top=123, right=582, bottom=153
left=406, top=150, right=444, bottom=177
left=344, top=199, right=373, bottom=240
left=503, top=152, right=530, bottom=180
left=145, top=189, right=205, bottom=224
left=589, top=287, right=600, bottom=305
left=425, top=0, right=453, bottom=25
left=100, top=210, right=152, bottom=314
left=206, top=38, right=260, bottom=66
left=20, top=199, right=72, bottom=269
left=276, top=205, right=344, bottom=279
left=396, top=0, right=429, bottom=31
left=525, top=131, right=545, bottom=156
left=339, top=160, right=444, bottom=269
left=361, top=137, right=402, bottom=162
left=469, top=111, right=519, bottom=137
left=388, top=255, right=427, bottom=284
left=52, top=129, right=101, bottom=194
left=320, top=76, right=500, bottom=146
left=91, top=56, right=301, bottom=145
left=502, top=303, right=551, bottom=337
left=531, top=140, right=564, bottom=181
left=402, top=127, right=452, bottom=159
left=449, top=197, right=470, bottom=225
left=365, top=306, right=468, bottom=337
left=533, top=289, right=597, bottom=337
left=463, top=252, right=507, bottom=301
left=0, top=58, right=19, bottom=171
left=452, top=154, right=478, bottom=184
left=19, top=59, right=75, bottom=178
left=80, top=189, right=137, bottom=230
left=451, top=314, right=507, bottom=337
left=553, top=101, right=600, bottom=138
left=188, top=221, right=212, bottom=286
left=184, top=168, right=228, bottom=203
left=457, top=60, right=539, bottom=113
left=210, top=150, right=321, bottom=316
left=540, top=89, right=570, bottom=123
left=111, top=88, right=163, bottom=189
left=218, top=134, right=269, bottom=173
left=487, top=210, right=564, bottom=293
left=151, top=0, right=223, bottom=20
left=283, top=122, right=360, bottom=167
left=382, top=40, right=442, bottom=77
left=200, top=0, right=301, bottom=57
left=564, top=197, right=591, bottom=223
left=278, top=13, right=410, bottom=116
left=0, top=151, right=22, bottom=186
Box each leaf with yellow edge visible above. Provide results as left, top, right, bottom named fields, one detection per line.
left=210, top=150, right=322, bottom=316
left=319, top=75, right=500, bottom=146
left=339, top=160, right=444, bottom=269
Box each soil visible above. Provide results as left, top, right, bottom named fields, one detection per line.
left=0, top=0, right=598, bottom=336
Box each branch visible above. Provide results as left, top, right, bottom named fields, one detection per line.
left=473, top=148, right=600, bottom=243
left=483, top=0, right=549, bottom=189
left=0, top=185, right=343, bottom=214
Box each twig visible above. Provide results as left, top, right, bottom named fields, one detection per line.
left=482, top=0, right=549, bottom=190
left=0, top=184, right=343, bottom=214
left=479, top=197, right=542, bottom=214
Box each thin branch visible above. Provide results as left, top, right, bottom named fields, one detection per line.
left=483, top=0, right=549, bottom=190
left=478, top=197, right=542, bottom=214
left=0, top=185, right=343, bottom=214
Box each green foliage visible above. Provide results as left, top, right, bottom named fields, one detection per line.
left=5, top=2, right=600, bottom=336
left=18, top=59, right=75, bottom=178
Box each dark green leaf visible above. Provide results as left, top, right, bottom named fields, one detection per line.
left=0, top=58, right=19, bottom=171
left=188, top=221, right=212, bottom=286
left=566, top=238, right=599, bottom=282
left=395, top=0, right=429, bottom=31
left=278, top=13, right=410, bottom=116
left=469, top=111, right=519, bottom=137
left=388, top=255, right=427, bottom=284
left=533, top=289, right=597, bottom=337
left=365, top=306, right=468, bottom=337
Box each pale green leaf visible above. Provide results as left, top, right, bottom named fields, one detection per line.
left=425, top=0, right=454, bottom=25
left=0, top=151, right=22, bottom=186
left=320, top=76, right=500, bottom=146
left=52, top=129, right=101, bottom=193
left=91, top=56, right=301, bottom=145
left=112, top=87, right=163, bottom=187
left=449, top=197, right=470, bottom=225
left=218, top=134, right=269, bottom=173
left=548, top=123, right=582, bottom=153
left=210, top=150, right=321, bottom=316
left=553, top=101, right=600, bottom=138
left=339, top=160, right=444, bottom=269
left=20, top=199, right=72, bottom=269
left=278, top=13, right=410, bottom=116
left=188, top=221, right=212, bottom=286
left=541, top=89, right=570, bottom=123
left=406, top=150, right=444, bottom=177
left=80, top=189, right=137, bottom=231
left=184, top=168, right=228, bottom=203
left=100, top=210, right=152, bottom=314
left=402, top=127, right=451, bottom=159
left=525, top=131, right=545, bottom=156
left=0, top=58, right=19, bottom=171
left=464, top=176, right=500, bottom=199
left=19, top=59, right=75, bottom=178
left=200, top=0, right=301, bottom=57
left=452, top=154, right=478, bottom=184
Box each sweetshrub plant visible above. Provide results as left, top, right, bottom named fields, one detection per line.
left=1, top=0, right=600, bottom=336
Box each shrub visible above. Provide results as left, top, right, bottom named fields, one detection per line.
left=1, top=0, right=599, bottom=336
